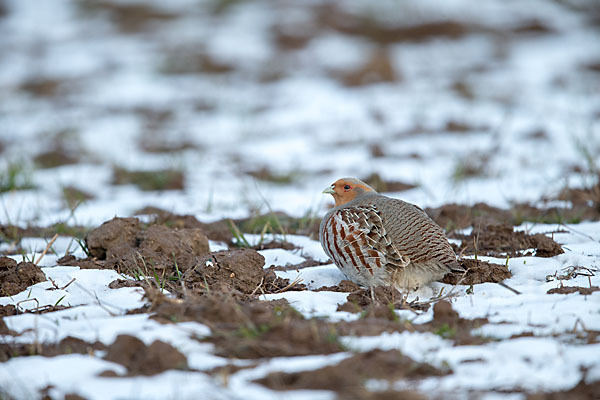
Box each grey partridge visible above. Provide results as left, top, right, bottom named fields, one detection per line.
left=319, top=177, right=463, bottom=290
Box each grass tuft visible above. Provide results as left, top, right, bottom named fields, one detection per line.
left=112, top=166, right=185, bottom=191
left=0, top=162, right=35, bottom=193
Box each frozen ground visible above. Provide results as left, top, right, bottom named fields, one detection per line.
left=1, top=226, right=599, bottom=399
left=0, top=0, right=599, bottom=399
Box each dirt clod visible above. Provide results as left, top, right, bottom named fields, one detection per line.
left=457, top=224, right=563, bottom=258
left=104, top=334, right=187, bottom=375
left=148, top=292, right=342, bottom=359
left=362, top=172, right=417, bottom=193
left=546, top=286, right=599, bottom=295
left=86, top=217, right=141, bottom=261
left=84, top=216, right=210, bottom=276
left=316, top=279, right=362, bottom=293
left=108, top=279, right=146, bottom=289
left=442, top=258, right=511, bottom=285
left=0, top=257, right=46, bottom=296
left=527, top=379, right=600, bottom=400
left=0, top=304, right=17, bottom=317
left=0, top=336, right=105, bottom=362
left=427, top=300, right=488, bottom=345
left=134, top=207, right=233, bottom=243
left=255, top=349, right=444, bottom=399
left=182, top=249, right=264, bottom=294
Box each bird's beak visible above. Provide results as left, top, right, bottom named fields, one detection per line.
left=322, top=186, right=335, bottom=195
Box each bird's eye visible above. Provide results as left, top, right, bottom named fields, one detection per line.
left=344, top=185, right=351, bottom=190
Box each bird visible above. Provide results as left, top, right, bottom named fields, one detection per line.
left=319, top=177, right=463, bottom=291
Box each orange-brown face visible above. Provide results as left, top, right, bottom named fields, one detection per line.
left=322, top=178, right=375, bottom=207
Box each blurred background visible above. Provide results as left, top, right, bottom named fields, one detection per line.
left=0, top=0, right=598, bottom=229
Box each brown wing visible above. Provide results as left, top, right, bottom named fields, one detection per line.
left=372, top=197, right=462, bottom=271
left=337, top=204, right=411, bottom=273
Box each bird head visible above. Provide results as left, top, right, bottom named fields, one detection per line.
left=322, top=177, right=376, bottom=207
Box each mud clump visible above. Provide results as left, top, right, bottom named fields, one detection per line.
left=84, top=216, right=210, bottom=275
left=362, top=172, right=417, bottom=193
left=332, top=48, right=398, bottom=87
left=74, top=217, right=297, bottom=298
left=0, top=336, right=105, bottom=362
left=546, top=286, right=599, bottom=295
left=426, top=201, right=600, bottom=233
left=148, top=292, right=343, bottom=359
left=337, top=299, right=488, bottom=344
left=442, top=258, right=511, bottom=285
left=528, top=379, right=600, bottom=400
left=85, top=217, right=141, bottom=261
left=139, top=224, right=209, bottom=272
left=108, top=279, right=146, bottom=289
left=316, top=279, right=362, bottom=293
left=338, top=286, right=403, bottom=310
left=255, top=349, right=443, bottom=399
left=426, top=203, right=511, bottom=232
left=457, top=224, right=563, bottom=258
left=0, top=318, right=13, bottom=335
left=104, top=334, right=187, bottom=375
left=181, top=249, right=265, bottom=294
left=424, top=300, right=488, bottom=345
left=134, top=207, right=233, bottom=243
left=0, top=304, right=17, bottom=317
left=234, top=212, right=321, bottom=239
left=0, top=257, right=46, bottom=296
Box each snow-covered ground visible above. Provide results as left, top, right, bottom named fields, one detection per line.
left=1, top=225, right=599, bottom=399
left=0, top=0, right=599, bottom=398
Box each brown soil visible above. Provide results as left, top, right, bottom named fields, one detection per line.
left=546, top=286, right=600, bottom=295
left=147, top=291, right=342, bottom=359
left=255, top=349, right=443, bottom=399
left=332, top=48, right=398, bottom=87
left=160, top=48, right=235, bottom=75
left=316, top=279, right=362, bottom=293
left=317, top=4, right=474, bottom=44
left=442, top=258, right=511, bottom=285
left=425, top=300, right=488, bottom=345
left=84, top=216, right=210, bottom=275
left=61, top=217, right=299, bottom=299
left=34, top=147, right=80, bottom=169
left=0, top=318, right=14, bottom=335
left=112, top=167, right=185, bottom=191
left=108, top=279, right=146, bottom=289
left=557, top=181, right=600, bottom=209
left=270, top=256, right=330, bottom=272
left=233, top=212, right=321, bottom=239
left=0, top=224, right=88, bottom=244
left=336, top=300, right=487, bottom=346
left=341, top=286, right=405, bottom=310
left=252, top=240, right=297, bottom=251
left=426, top=203, right=512, bottom=232
left=19, top=78, right=65, bottom=97
left=527, top=380, right=600, bottom=400
left=79, top=1, right=178, bottom=33
left=456, top=224, right=563, bottom=258
left=0, top=336, right=105, bottom=362
left=181, top=249, right=265, bottom=294
left=0, top=299, right=68, bottom=316
left=426, top=202, right=600, bottom=233
left=64, top=394, right=88, bottom=400
left=134, top=207, right=233, bottom=243
left=0, top=304, right=17, bottom=317
left=362, top=173, right=417, bottom=193
left=63, top=186, right=94, bottom=209
left=104, top=334, right=187, bottom=375
left=0, top=257, right=46, bottom=296
left=85, top=217, right=141, bottom=260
